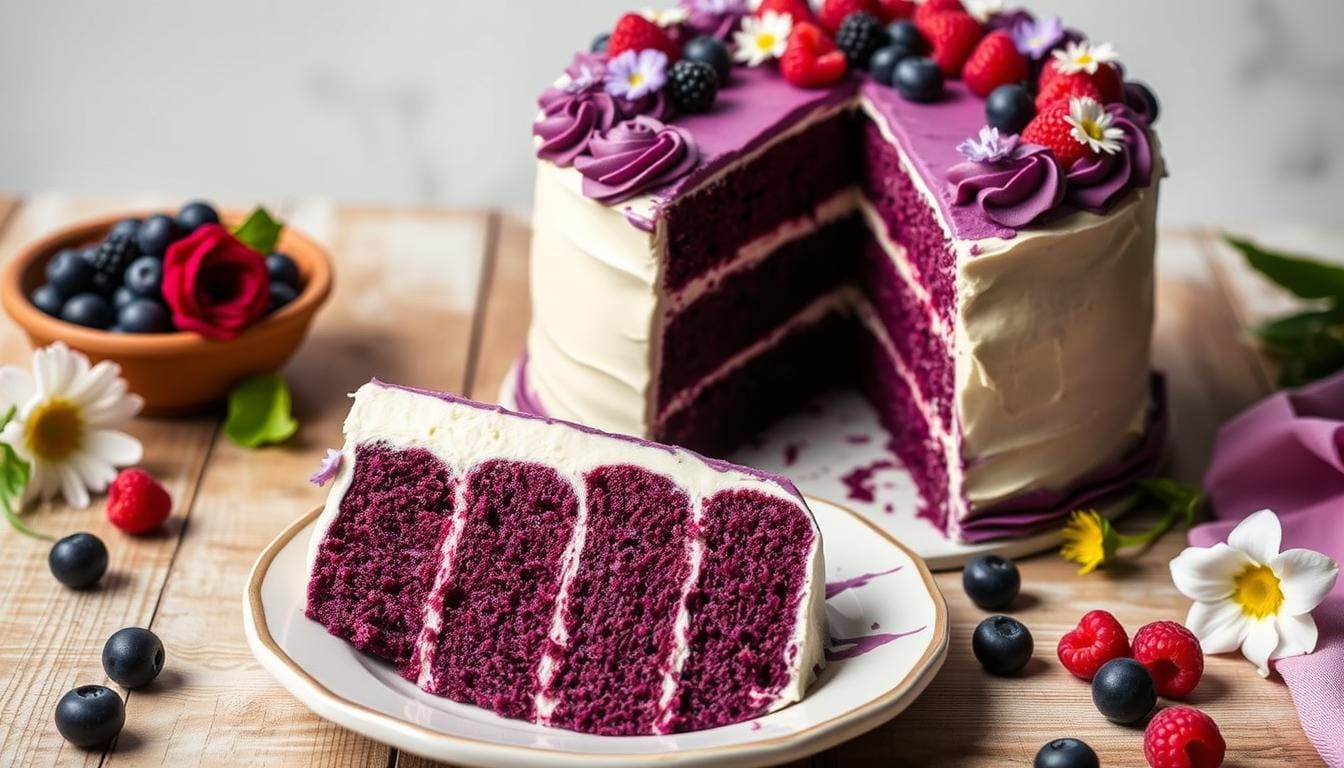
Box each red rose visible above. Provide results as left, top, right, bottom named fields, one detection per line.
left=162, top=224, right=270, bottom=340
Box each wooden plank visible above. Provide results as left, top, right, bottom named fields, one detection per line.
left=0, top=196, right=221, bottom=767
left=105, top=204, right=490, bottom=767
left=817, top=230, right=1320, bottom=766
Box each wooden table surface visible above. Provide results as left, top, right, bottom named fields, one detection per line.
left=0, top=195, right=1329, bottom=767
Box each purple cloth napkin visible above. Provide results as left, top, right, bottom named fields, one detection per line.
left=1199, top=371, right=1344, bottom=768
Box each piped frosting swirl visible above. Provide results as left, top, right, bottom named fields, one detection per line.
left=947, top=143, right=1065, bottom=229
left=576, top=116, right=699, bottom=204
left=1065, top=104, right=1153, bottom=213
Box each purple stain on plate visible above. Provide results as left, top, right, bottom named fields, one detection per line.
left=825, top=627, right=926, bottom=661
left=783, top=441, right=803, bottom=466
left=844, top=434, right=871, bottom=445
left=840, top=459, right=898, bottom=503
left=871, top=622, right=880, bottom=630
left=825, top=565, right=903, bottom=599
left=309, top=448, right=343, bottom=487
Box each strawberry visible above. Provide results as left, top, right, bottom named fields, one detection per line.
left=755, top=0, right=818, bottom=26
left=876, top=0, right=917, bottom=23
left=1023, top=100, right=1094, bottom=169
left=606, top=13, right=681, bottom=62
left=1056, top=610, right=1131, bottom=681
left=1040, top=57, right=1123, bottom=104
left=913, top=0, right=966, bottom=29
left=819, top=0, right=879, bottom=34
left=1034, top=73, right=1102, bottom=111
left=780, top=22, right=848, bottom=88
left=106, top=468, right=172, bottom=535
left=922, top=11, right=983, bottom=78
left=962, top=31, right=1028, bottom=97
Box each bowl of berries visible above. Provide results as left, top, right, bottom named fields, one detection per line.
left=0, top=200, right=332, bottom=415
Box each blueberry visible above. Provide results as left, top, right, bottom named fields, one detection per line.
left=972, top=615, right=1033, bottom=675
left=269, top=281, right=299, bottom=312
left=31, top=284, right=65, bottom=316
left=60, top=293, right=114, bottom=329
left=45, top=248, right=96, bottom=295
left=886, top=20, right=926, bottom=53
left=118, top=299, right=173, bottom=333
left=869, top=44, right=914, bottom=86
left=590, top=32, right=610, bottom=54
left=102, top=627, right=166, bottom=688
left=176, top=200, right=219, bottom=232
left=54, top=685, right=124, bottom=748
left=109, top=218, right=141, bottom=240
left=112, top=286, right=137, bottom=309
left=1124, top=80, right=1160, bottom=125
left=136, top=214, right=182, bottom=259
left=683, top=35, right=732, bottom=85
left=962, top=554, right=1020, bottom=610
left=48, top=532, right=108, bottom=589
left=986, top=83, right=1035, bottom=134
left=265, top=252, right=300, bottom=288
left=1034, top=738, right=1099, bottom=768
left=124, top=256, right=163, bottom=298
left=894, top=57, right=943, bottom=102
left=1091, top=658, right=1156, bottom=723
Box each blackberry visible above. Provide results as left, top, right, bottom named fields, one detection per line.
left=88, top=233, right=137, bottom=293
left=835, top=12, right=887, bottom=69
left=666, top=59, right=719, bottom=114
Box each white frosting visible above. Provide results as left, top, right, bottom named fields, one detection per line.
left=306, top=383, right=826, bottom=728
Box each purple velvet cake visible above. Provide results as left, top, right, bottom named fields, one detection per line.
left=304, top=381, right=826, bottom=735
left=523, top=1, right=1165, bottom=542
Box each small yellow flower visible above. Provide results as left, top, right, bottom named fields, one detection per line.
left=1060, top=509, right=1119, bottom=574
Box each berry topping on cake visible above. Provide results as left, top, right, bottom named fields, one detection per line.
left=887, top=18, right=927, bottom=51
left=893, top=56, right=944, bottom=102
left=819, top=0, right=878, bottom=34
left=1143, top=707, right=1226, bottom=768
left=922, top=10, right=983, bottom=77
left=875, top=0, right=917, bottom=23
left=667, top=59, right=720, bottom=114
left=1047, top=41, right=1123, bottom=102
left=1022, top=98, right=1092, bottom=169
left=604, top=49, right=670, bottom=100
left=780, top=22, right=848, bottom=88
left=1091, top=658, right=1156, bottom=724
left=869, top=43, right=912, bottom=85
left=1034, top=72, right=1102, bottom=111
left=1131, top=621, right=1204, bottom=699
left=834, top=12, right=887, bottom=68
left=962, top=554, right=1020, bottom=609
left=986, top=83, right=1035, bottom=133
left=607, top=13, right=681, bottom=62
left=962, top=30, right=1028, bottom=97
left=591, top=32, right=611, bottom=54
left=734, top=10, right=794, bottom=66
left=106, top=468, right=172, bottom=534
left=972, top=615, right=1034, bottom=675
left=913, top=0, right=966, bottom=29
left=1057, top=609, right=1131, bottom=680
left=682, top=35, right=732, bottom=84
left=754, top=0, right=816, bottom=27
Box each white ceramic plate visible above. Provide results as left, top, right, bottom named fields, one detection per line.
left=499, top=362, right=1137, bottom=570
left=244, top=498, right=949, bottom=768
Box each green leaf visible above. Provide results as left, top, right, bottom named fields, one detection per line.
left=225, top=374, right=298, bottom=448
left=1252, top=308, right=1344, bottom=346
left=1225, top=234, right=1344, bottom=301
left=0, top=405, right=47, bottom=540
left=232, top=206, right=285, bottom=254
left=1257, top=320, right=1344, bottom=387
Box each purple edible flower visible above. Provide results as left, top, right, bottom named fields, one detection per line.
left=957, top=126, right=1022, bottom=164
left=563, top=64, right=602, bottom=94
left=310, top=448, right=343, bottom=487
left=1011, top=15, right=1064, bottom=60
left=604, top=49, right=669, bottom=101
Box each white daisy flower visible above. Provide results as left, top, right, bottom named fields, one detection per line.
left=1051, top=40, right=1119, bottom=75
left=1064, top=97, right=1125, bottom=155
left=0, top=342, right=143, bottom=509
left=641, top=6, right=693, bottom=26
left=733, top=11, right=791, bottom=67
left=1170, top=509, right=1339, bottom=677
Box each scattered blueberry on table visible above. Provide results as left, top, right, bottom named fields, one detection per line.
left=1034, top=737, right=1100, bottom=768
left=54, top=685, right=124, bottom=748
left=102, top=627, right=166, bottom=689
left=47, top=532, right=108, bottom=589
left=972, top=615, right=1034, bottom=675
left=962, top=554, right=1020, bottom=610
left=1091, top=657, right=1156, bottom=724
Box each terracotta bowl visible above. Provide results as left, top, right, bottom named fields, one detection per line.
left=0, top=211, right=333, bottom=416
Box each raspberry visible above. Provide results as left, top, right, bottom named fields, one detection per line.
left=921, top=11, right=983, bottom=77
left=1034, top=72, right=1102, bottom=111
left=1132, top=621, right=1204, bottom=699
left=106, top=469, right=172, bottom=535
left=1144, top=707, right=1226, bottom=768
left=606, top=13, right=680, bottom=62
left=1022, top=98, right=1093, bottom=170
left=876, top=0, right=917, bottom=23
left=666, top=59, right=719, bottom=114
left=834, top=12, right=886, bottom=68
left=1057, top=610, right=1131, bottom=681
left=913, top=0, right=966, bottom=29
left=819, top=0, right=878, bottom=34
left=780, top=22, right=848, bottom=88
left=755, top=0, right=818, bottom=26
left=962, top=31, right=1028, bottom=97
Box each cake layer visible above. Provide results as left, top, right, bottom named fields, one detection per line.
left=306, top=382, right=826, bottom=735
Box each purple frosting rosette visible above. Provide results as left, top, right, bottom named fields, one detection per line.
left=575, top=116, right=699, bottom=204
left=947, top=143, right=1065, bottom=229
left=535, top=54, right=619, bottom=167
left=1065, top=104, right=1154, bottom=214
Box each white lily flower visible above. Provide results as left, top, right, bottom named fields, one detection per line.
left=0, top=342, right=143, bottom=509
left=1170, top=509, right=1339, bottom=677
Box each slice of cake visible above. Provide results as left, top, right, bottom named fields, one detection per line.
left=304, top=380, right=825, bottom=735
left=519, top=3, right=1166, bottom=542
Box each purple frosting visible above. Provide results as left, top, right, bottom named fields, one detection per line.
left=680, top=0, right=747, bottom=40
left=1065, top=104, right=1154, bottom=214
left=947, top=143, right=1065, bottom=228
left=310, top=448, right=343, bottom=487
left=576, top=116, right=699, bottom=204
left=535, top=53, right=619, bottom=166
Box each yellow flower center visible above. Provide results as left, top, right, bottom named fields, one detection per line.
left=25, top=398, right=84, bottom=462
left=1076, top=53, right=1094, bottom=67
left=1233, top=564, right=1284, bottom=619
left=628, top=73, right=644, bottom=86
left=1078, top=118, right=1104, bottom=141
left=757, top=33, right=776, bottom=50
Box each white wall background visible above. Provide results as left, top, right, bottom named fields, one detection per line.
left=1, top=0, right=1341, bottom=227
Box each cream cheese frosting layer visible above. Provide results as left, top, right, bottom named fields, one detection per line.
left=308, top=382, right=826, bottom=725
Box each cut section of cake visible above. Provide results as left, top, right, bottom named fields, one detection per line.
left=304, top=380, right=826, bottom=735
